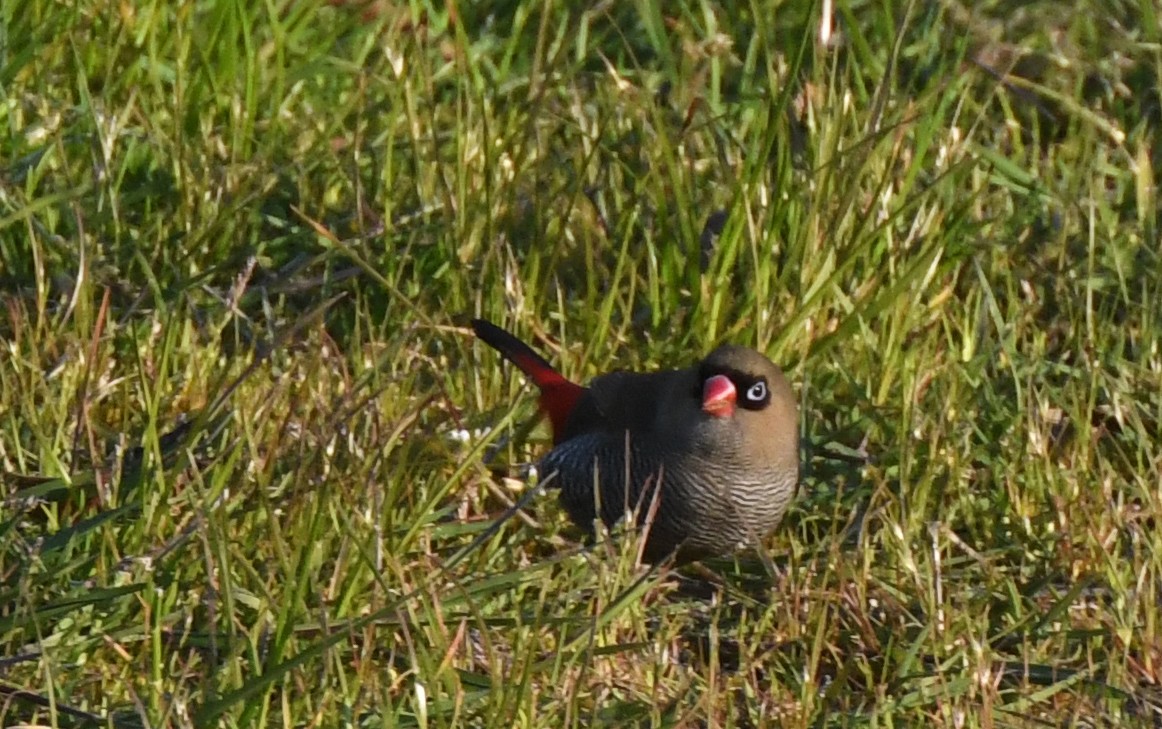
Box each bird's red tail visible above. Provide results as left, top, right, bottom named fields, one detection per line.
left=471, top=319, right=585, bottom=443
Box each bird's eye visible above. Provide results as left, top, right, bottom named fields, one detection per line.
left=745, top=381, right=768, bottom=403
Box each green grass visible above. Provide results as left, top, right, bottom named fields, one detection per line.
left=2, top=0, right=1160, bottom=726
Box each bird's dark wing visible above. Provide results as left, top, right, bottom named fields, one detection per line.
left=579, top=369, right=690, bottom=435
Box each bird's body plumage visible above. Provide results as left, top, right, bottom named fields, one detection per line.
left=472, top=318, right=799, bottom=563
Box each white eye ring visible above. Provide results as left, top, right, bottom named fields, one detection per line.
left=745, top=381, right=767, bottom=402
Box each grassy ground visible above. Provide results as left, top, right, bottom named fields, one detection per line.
left=2, top=0, right=1160, bottom=726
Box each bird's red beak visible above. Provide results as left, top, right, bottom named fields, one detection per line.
left=701, top=374, right=736, bottom=418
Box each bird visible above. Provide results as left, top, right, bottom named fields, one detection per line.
left=471, top=318, right=799, bottom=564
